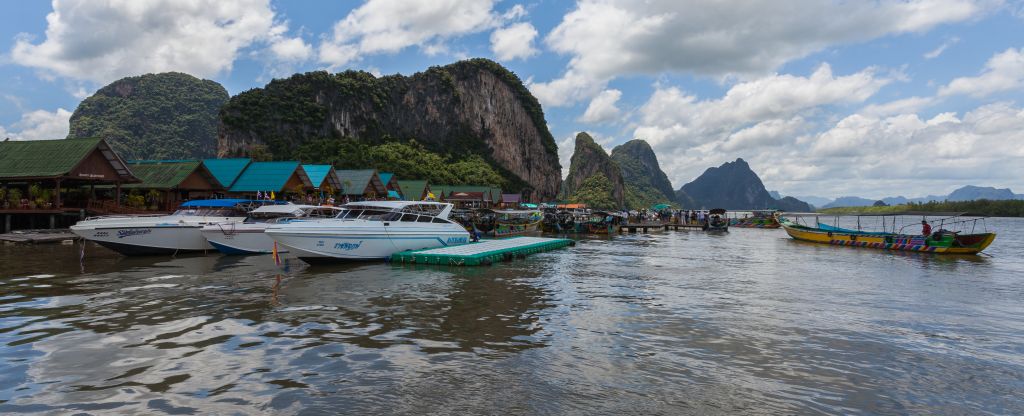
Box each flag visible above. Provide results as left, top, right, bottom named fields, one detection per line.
left=257, top=190, right=262, bottom=199
left=272, top=241, right=281, bottom=266
left=270, top=191, right=276, bottom=200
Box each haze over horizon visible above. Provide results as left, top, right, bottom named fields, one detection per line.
left=0, top=0, right=1022, bottom=199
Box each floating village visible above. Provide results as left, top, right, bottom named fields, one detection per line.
left=0, top=137, right=998, bottom=266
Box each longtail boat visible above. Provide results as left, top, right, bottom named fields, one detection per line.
left=779, top=212, right=996, bottom=254
left=486, top=209, right=544, bottom=237
left=731, top=210, right=781, bottom=228
left=703, top=208, right=729, bottom=232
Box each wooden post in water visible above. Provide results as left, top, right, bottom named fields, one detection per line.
left=3, top=214, right=9, bottom=233
left=49, top=214, right=55, bottom=229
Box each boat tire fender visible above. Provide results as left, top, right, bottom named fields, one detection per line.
left=850, top=235, right=857, bottom=241
left=827, top=231, right=833, bottom=238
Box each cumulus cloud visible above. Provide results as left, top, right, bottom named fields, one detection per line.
left=4, top=108, right=72, bottom=141
left=939, top=47, right=1024, bottom=97
left=490, top=22, right=539, bottom=61
left=634, top=64, right=890, bottom=150
left=269, top=35, right=313, bottom=62
left=11, top=0, right=287, bottom=84
left=578, top=89, right=622, bottom=123
left=530, top=0, right=991, bottom=106
left=319, top=0, right=526, bottom=68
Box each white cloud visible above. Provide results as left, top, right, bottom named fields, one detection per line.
left=11, top=0, right=286, bottom=84
left=531, top=0, right=991, bottom=106
left=939, top=47, right=1024, bottom=97
left=861, top=96, right=937, bottom=116
left=634, top=64, right=889, bottom=151
left=4, top=108, right=72, bottom=141
left=318, top=0, right=513, bottom=68
left=578, top=89, right=622, bottom=123
left=490, top=22, right=539, bottom=61
left=270, top=36, right=313, bottom=62
left=923, top=36, right=960, bottom=59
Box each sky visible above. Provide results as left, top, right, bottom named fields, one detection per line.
left=0, top=0, right=1023, bottom=200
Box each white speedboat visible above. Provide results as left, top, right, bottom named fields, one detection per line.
left=71, top=199, right=279, bottom=255
left=265, top=201, right=470, bottom=262
left=201, top=204, right=343, bottom=255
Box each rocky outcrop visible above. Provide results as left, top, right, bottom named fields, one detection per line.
left=610, top=139, right=675, bottom=208
left=677, top=158, right=812, bottom=211
left=563, top=132, right=625, bottom=208
left=69, top=72, right=228, bottom=160
left=218, top=59, right=561, bottom=199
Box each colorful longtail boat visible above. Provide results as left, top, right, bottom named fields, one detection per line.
left=731, top=210, right=781, bottom=229
left=779, top=213, right=996, bottom=254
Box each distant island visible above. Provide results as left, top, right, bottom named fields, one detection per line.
left=819, top=199, right=1024, bottom=217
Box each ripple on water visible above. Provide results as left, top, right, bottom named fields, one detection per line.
left=0, top=221, right=1023, bottom=414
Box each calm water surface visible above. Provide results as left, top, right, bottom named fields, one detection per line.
left=1, top=217, right=1023, bottom=414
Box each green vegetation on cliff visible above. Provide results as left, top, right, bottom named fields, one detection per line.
left=569, top=173, right=619, bottom=209
left=218, top=58, right=560, bottom=197
left=293, top=139, right=508, bottom=188
left=68, top=72, right=228, bottom=160
left=818, top=199, right=1024, bottom=217
left=610, top=140, right=676, bottom=209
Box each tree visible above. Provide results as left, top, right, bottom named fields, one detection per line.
left=570, top=174, right=618, bottom=209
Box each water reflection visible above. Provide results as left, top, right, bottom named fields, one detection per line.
left=1, top=218, right=1023, bottom=414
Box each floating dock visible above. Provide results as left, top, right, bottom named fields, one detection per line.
left=391, top=236, right=574, bottom=266
left=0, top=229, right=80, bottom=244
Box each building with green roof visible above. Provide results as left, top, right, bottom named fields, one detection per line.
left=301, top=164, right=341, bottom=191
left=119, top=160, right=222, bottom=210
left=335, top=169, right=386, bottom=199
left=228, top=161, right=312, bottom=197
left=201, top=158, right=251, bottom=189
left=397, top=180, right=429, bottom=201
left=0, top=137, right=138, bottom=212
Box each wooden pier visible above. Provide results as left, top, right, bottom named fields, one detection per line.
left=619, top=222, right=704, bottom=233
left=391, top=237, right=574, bottom=266
left=0, top=229, right=80, bottom=244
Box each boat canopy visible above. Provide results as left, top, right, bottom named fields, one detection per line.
left=709, top=208, right=727, bottom=215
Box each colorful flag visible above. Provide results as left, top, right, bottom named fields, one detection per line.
left=272, top=241, right=281, bottom=266
left=270, top=191, right=276, bottom=200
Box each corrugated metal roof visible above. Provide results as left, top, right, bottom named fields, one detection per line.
left=301, top=164, right=339, bottom=189
left=378, top=172, right=395, bottom=185
left=397, top=180, right=428, bottom=200
left=229, top=161, right=302, bottom=192
left=0, top=137, right=135, bottom=180
left=202, top=158, right=251, bottom=188
left=121, top=160, right=203, bottom=189
left=336, top=169, right=384, bottom=195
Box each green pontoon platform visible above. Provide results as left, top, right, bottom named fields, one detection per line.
left=391, top=237, right=574, bottom=266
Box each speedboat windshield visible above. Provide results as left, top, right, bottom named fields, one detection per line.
left=172, top=208, right=245, bottom=217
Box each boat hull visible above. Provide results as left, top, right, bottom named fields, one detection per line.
left=201, top=223, right=280, bottom=255
left=266, top=223, right=471, bottom=262
left=780, top=221, right=995, bottom=254
left=71, top=224, right=215, bottom=255
left=491, top=219, right=543, bottom=237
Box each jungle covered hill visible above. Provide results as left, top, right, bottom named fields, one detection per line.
left=818, top=199, right=1024, bottom=217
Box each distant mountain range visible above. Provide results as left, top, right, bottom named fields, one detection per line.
left=676, top=158, right=812, bottom=212
left=814, top=185, right=1024, bottom=208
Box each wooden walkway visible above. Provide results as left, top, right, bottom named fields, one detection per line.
left=619, top=222, right=704, bottom=233
left=391, top=237, right=574, bottom=266
left=0, top=229, right=79, bottom=244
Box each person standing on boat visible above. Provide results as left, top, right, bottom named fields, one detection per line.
left=921, top=220, right=932, bottom=236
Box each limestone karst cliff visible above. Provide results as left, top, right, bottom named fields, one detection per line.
left=218, top=58, right=561, bottom=199
left=68, top=72, right=228, bottom=160
left=563, top=132, right=626, bottom=209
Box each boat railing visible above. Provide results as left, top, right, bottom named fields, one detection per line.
left=81, top=213, right=170, bottom=221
